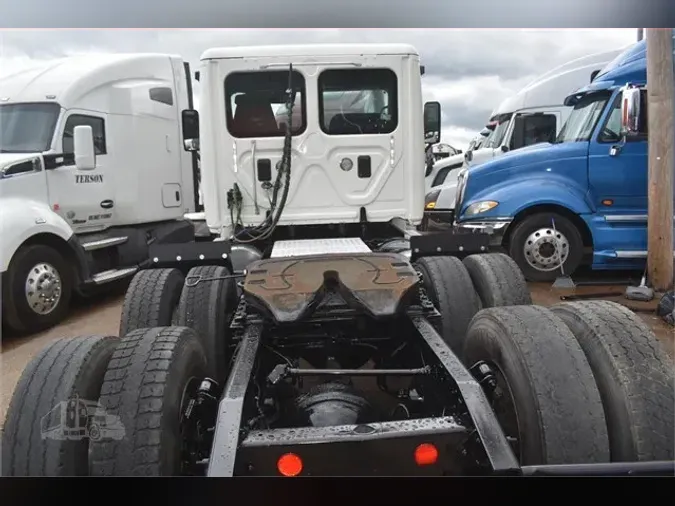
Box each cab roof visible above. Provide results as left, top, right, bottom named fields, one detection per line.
left=0, top=53, right=180, bottom=109
left=201, top=43, right=419, bottom=60
left=491, top=48, right=623, bottom=117
left=564, top=31, right=674, bottom=106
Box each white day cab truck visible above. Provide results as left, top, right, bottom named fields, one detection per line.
left=0, top=53, right=202, bottom=334
left=423, top=47, right=623, bottom=229
left=3, top=43, right=672, bottom=478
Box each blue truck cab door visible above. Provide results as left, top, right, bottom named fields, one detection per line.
left=586, top=89, right=649, bottom=266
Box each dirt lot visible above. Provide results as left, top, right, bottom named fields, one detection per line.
left=1, top=280, right=673, bottom=430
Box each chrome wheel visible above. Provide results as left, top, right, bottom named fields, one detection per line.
left=24, top=262, right=63, bottom=315
left=522, top=227, right=569, bottom=272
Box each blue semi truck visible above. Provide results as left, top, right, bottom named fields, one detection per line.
left=451, top=34, right=675, bottom=282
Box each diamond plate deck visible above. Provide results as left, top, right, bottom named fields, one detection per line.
left=270, top=238, right=371, bottom=258
left=243, top=253, right=418, bottom=323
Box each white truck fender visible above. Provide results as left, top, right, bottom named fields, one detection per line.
left=0, top=198, right=75, bottom=273
left=436, top=183, right=459, bottom=210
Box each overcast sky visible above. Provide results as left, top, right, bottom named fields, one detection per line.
left=0, top=29, right=637, bottom=147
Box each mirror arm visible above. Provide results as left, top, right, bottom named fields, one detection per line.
left=610, top=135, right=627, bottom=156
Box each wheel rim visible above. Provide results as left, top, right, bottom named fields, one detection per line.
left=24, top=262, right=63, bottom=315
left=522, top=227, right=569, bottom=272
left=179, top=377, right=201, bottom=475
left=89, top=425, right=101, bottom=441
left=486, top=362, right=521, bottom=460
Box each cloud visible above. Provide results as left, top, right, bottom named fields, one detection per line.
left=0, top=28, right=637, bottom=147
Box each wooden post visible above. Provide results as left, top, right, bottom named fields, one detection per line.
left=646, top=29, right=674, bottom=291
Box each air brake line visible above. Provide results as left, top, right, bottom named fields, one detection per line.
left=227, top=63, right=296, bottom=244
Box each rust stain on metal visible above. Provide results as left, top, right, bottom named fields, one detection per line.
left=243, top=253, right=418, bottom=323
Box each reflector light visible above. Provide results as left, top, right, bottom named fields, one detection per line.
left=414, top=443, right=438, bottom=466
left=277, top=453, right=303, bottom=476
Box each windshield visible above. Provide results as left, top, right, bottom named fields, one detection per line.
left=484, top=114, right=512, bottom=148
left=0, top=103, right=61, bottom=153
left=556, top=92, right=610, bottom=143
left=481, top=125, right=498, bottom=148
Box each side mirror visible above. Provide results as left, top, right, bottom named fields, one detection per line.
left=620, top=85, right=641, bottom=137
left=181, top=109, right=200, bottom=150
left=423, top=101, right=441, bottom=145
left=73, top=125, right=96, bottom=170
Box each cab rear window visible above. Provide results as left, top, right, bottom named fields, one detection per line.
left=318, top=68, right=398, bottom=135
left=225, top=70, right=306, bottom=138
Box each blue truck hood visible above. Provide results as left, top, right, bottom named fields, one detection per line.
left=458, top=141, right=590, bottom=218
left=467, top=141, right=585, bottom=181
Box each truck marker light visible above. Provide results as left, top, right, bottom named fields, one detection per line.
left=277, top=453, right=303, bottom=476
left=414, top=443, right=438, bottom=466
left=425, top=202, right=436, bottom=210
left=53, top=204, right=60, bottom=211
left=602, top=199, right=613, bottom=206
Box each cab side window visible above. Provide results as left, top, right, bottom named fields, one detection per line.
left=510, top=113, right=557, bottom=150
left=522, top=114, right=557, bottom=146
left=599, top=91, right=648, bottom=143
left=599, top=100, right=623, bottom=142
left=62, top=115, right=107, bottom=155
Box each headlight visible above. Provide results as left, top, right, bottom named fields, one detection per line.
left=464, top=200, right=499, bottom=216
left=425, top=189, right=441, bottom=210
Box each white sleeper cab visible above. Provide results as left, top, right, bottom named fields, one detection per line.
left=0, top=53, right=201, bottom=333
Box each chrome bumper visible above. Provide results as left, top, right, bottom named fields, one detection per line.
left=454, top=219, right=512, bottom=246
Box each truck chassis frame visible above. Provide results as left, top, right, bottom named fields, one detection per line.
left=3, top=229, right=673, bottom=477
left=145, top=231, right=671, bottom=477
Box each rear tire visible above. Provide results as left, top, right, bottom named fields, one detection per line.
left=119, top=268, right=185, bottom=336
left=550, top=300, right=675, bottom=462
left=175, top=265, right=238, bottom=383
left=462, top=253, right=532, bottom=307
left=507, top=212, right=584, bottom=282
left=1, top=335, right=119, bottom=476
left=414, top=256, right=481, bottom=354
left=464, top=305, right=610, bottom=465
left=2, top=244, right=73, bottom=334
left=89, top=326, right=208, bottom=476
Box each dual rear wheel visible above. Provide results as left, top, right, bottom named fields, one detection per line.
left=416, top=252, right=674, bottom=465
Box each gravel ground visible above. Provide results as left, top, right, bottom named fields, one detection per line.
left=1, top=279, right=673, bottom=430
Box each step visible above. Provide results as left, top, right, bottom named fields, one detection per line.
left=614, top=250, right=675, bottom=259
left=82, top=236, right=128, bottom=252
left=92, top=267, right=138, bottom=285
